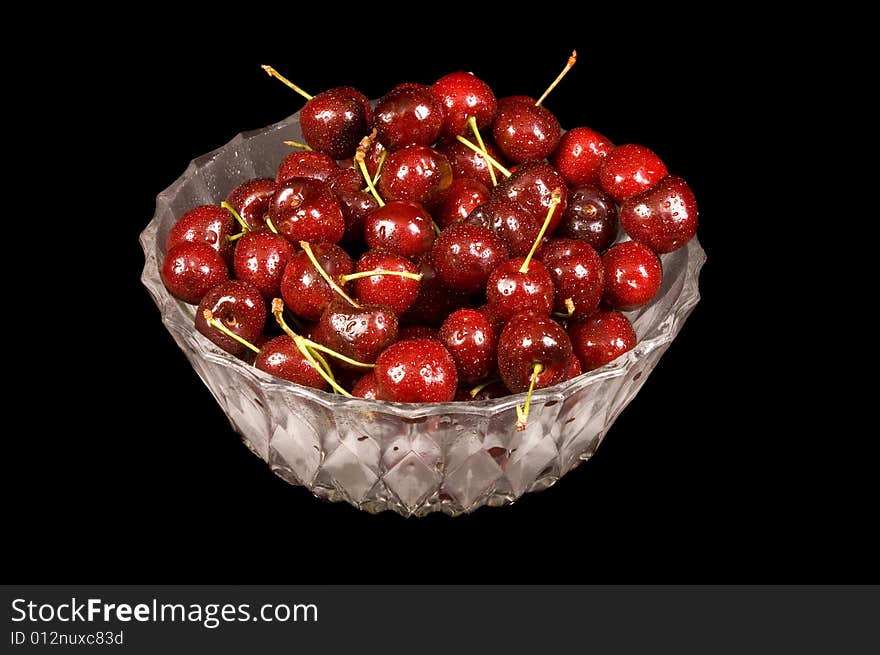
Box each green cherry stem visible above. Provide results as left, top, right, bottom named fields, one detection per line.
left=228, top=231, right=246, bottom=242
left=469, top=377, right=500, bottom=399
left=202, top=309, right=261, bottom=354
left=283, top=140, right=312, bottom=150
left=221, top=201, right=250, bottom=233
left=519, top=188, right=563, bottom=274
left=304, top=341, right=376, bottom=369
left=515, top=362, right=543, bottom=431
left=338, top=269, right=423, bottom=284
left=371, top=149, right=387, bottom=186
left=535, top=50, right=577, bottom=107
left=299, top=240, right=360, bottom=308
left=455, top=135, right=511, bottom=178
left=552, top=298, right=576, bottom=319
left=260, top=65, right=313, bottom=101
left=355, top=133, right=385, bottom=207
left=265, top=217, right=279, bottom=234
left=468, top=116, right=497, bottom=186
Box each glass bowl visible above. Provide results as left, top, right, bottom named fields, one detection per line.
left=140, top=108, right=706, bottom=517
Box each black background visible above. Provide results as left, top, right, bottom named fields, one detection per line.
left=9, top=21, right=870, bottom=583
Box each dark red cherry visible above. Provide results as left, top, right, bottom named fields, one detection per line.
left=439, top=308, right=497, bottom=384
left=432, top=178, right=490, bottom=228
left=275, top=150, right=338, bottom=184
left=348, top=250, right=421, bottom=316
left=537, top=238, right=604, bottom=319
left=195, top=280, right=266, bottom=356
left=565, top=353, right=582, bottom=380
left=226, top=178, right=277, bottom=232
left=374, top=83, right=444, bottom=149
left=465, top=199, right=542, bottom=257
left=619, top=176, right=698, bottom=253
left=374, top=339, right=458, bottom=402
left=486, top=258, right=555, bottom=323
left=327, top=168, right=379, bottom=243
left=439, top=138, right=507, bottom=189
left=311, top=298, right=399, bottom=369
left=300, top=86, right=372, bottom=159
left=602, top=241, right=663, bottom=311
left=269, top=177, right=345, bottom=244
left=352, top=371, right=383, bottom=399
left=232, top=231, right=295, bottom=298
left=401, top=251, right=471, bottom=326
left=552, top=127, right=614, bottom=186
left=492, top=97, right=561, bottom=163
left=432, top=223, right=509, bottom=293
left=363, top=200, right=435, bottom=258
left=498, top=161, right=568, bottom=232
left=166, top=205, right=235, bottom=259
left=376, top=145, right=453, bottom=206
left=559, top=185, right=619, bottom=252
left=255, top=335, right=328, bottom=390
left=398, top=325, right=439, bottom=341
left=598, top=143, right=668, bottom=203
left=568, top=310, right=637, bottom=371
left=431, top=71, right=497, bottom=137
left=497, top=312, right=572, bottom=393
left=280, top=242, right=353, bottom=321
left=161, top=241, right=228, bottom=304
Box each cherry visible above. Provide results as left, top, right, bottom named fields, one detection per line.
left=601, top=240, right=663, bottom=311
left=492, top=96, right=561, bottom=163
left=537, top=238, right=604, bottom=319
left=363, top=200, right=435, bottom=258
left=351, top=371, right=382, bottom=399
left=439, top=308, right=498, bottom=384
left=374, top=83, right=444, bottom=149
left=269, top=177, right=345, bottom=244
left=432, top=178, right=490, bottom=228
left=497, top=161, right=568, bottom=232
left=558, top=185, right=619, bottom=252
left=232, top=231, right=295, bottom=298
left=376, top=145, right=453, bottom=206
left=280, top=242, right=353, bottom=321
left=619, top=176, right=698, bottom=253
left=311, top=298, right=399, bottom=369
left=552, top=127, right=614, bottom=186
left=568, top=310, right=637, bottom=371
left=166, top=205, right=235, bottom=259
left=439, top=138, right=506, bottom=189
left=398, top=325, right=439, bottom=341
left=254, top=335, right=329, bottom=390
left=275, top=150, right=338, bottom=184
left=430, top=71, right=497, bottom=137
left=226, top=178, right=277, bottom=232
left=327, top=168, right=379, bottom=242
left=161, top=241, right=228, bottom=304
left=466, top=199, right=542, bottom=257
left=401, top=251, right=471, bottom=326
left=195, top=280, right=266, bottom=355
left=565, top=353, right=583, bottom=380
left=344, top=250, right=422, bottom=316
left=598, top=143, right=668, bottom=203
left=431, top=223, right=509, bottom=293
left=374, top=339, right=458, bottom=403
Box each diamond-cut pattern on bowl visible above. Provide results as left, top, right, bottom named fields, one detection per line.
left=382, top=451, right=440, bottom=512
left=445, top=449, right=503, bottom=510
left=321, top=442, right=378, bottom=503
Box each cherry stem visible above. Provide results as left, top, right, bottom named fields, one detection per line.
left=469, top=377, right=500, bottom=399
left=228, top=231, right=246, bottom=242
left=519, top=188, right=563, bottom=274
left=339, top=269, right=423, bottom=284
left=260, top=65, right=313, bottom=101
left=355, top=131, right=385, bottom=207
left=535, top=50, right=577, bottom=107
left=265, top=217, right=279, bottom=234
left=202, top=309, right=261, bottom=354
left=468, top=116, right=497, bottom=186
left=298, top=241, right=360, bottom=308
left=455, top=135, right=511, bottom=177
left=552, top=298, right=576, bottom=318
left=221, top=201, right=250, bottom=233
left=371, top=149, right=387, bottom=186
left=304, top=341, right=376, bottom=369
left=515, top=362, right=544, bottom=431
left=283, top=140, right=312, bottom=150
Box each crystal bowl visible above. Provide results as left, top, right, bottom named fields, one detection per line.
left=140, top=108, right=706, bottom=516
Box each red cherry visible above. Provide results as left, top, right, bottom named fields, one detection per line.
left=363, top=200, right=435, bottom=258
left=401, top=252, right=471, bottom=326
left=439, top=138, right=507, bottom=189
left=431, top=71, right=497, bottom=137
left=232, top=231, right=296, bottom=299
left=537, top=238, right=604, bottom=319
left=327, top=168, right=379, bottom=243
left=439, top=308, right=498, bottom=384
left=374, top=339, right=458, bottom=402
left=376, top=145, right=453, bottom=206
left=280, top=242, right=353, bottom=321
left=465, top=199, right=542, bottom=257
left=161, top=241, right=228, bottom=304
left=269, top=177, right=345, bottom=244
left=374, top=83, right=445, bottom=149
left=347, top=251, right=421, bottom=316
left=602, top=241, right=663, bottom=311
left=226, top=178, right=277, bottom=232
left=492, top=96, right=561, bottom=163
left=598, top=143, right=668, bottom=203
left=255, top=335, right=328, bottom=390
left=497, top=312, right=572, bottom=392
left=486, top=257, right=555, bottom=323
left=619, top=176, right=698, bottom=253
left=352, top=371, right=383, bottom=399
left=552, top=127, right=614, bottom=186
left=166, top=205, right=234, bottom=259
left=565, top=353, right=582, bottom=380
left=195, top=280, right=266, bottom=356
left=568, top=310, right=636, bottom=371
left=497, top=161, right=568, bottom=232
left=275, top=150, right=338, bottom=184
left=311, top=298, right=399, bottom=369
left=300, top=86, right=373, bottom=159
left=432, top=178, right=490, bottom=228
left=431, top=223, right=509, bottom=293
left=558, top=185, right=619, bottom=252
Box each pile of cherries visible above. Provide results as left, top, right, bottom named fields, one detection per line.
left=160, top=54, right=698, bottom=430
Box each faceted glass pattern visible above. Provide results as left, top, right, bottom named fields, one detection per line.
left=140, top=109, right=706, bottom=516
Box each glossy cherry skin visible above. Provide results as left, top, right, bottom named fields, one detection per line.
left=232, top=231, right=295, bottom=298
left=327, top=168, right=379, bottom=243
left=497, top=312, right=572, bottom=393
left=559, top=185, right=619, bottom=252
left=431, top=71, right=497, bottom=137
left=598, top=143, right=668, bottom=203
left=300, top=86, right=372, bottom=159
left=552, top=127, right=614, bottom=186
left=226, top=178, right=277, bottom=232
left=255, top=335, right=328, bottom=390
left=439, top=138, right=506, bottom=189
left=565, top=353, right=583, bottom=380
left=401, top=251, right=471, bottom=326
left=492, top=97, right=561, bottom=163
left=364, top=200, right=435, bottom=258
left=351, top=370, right=382, bottom=399
left=537, top=238, right=604, bottom=319
left=432, top=178, right=490, bottom=228
left=431, top=223, right=509, bottom=293
left=195, top=280, right=266, bottom=356
left=269, top=177, right=345, bottom=244
left=466, top=199, right=542, bottom=257
left=350, top=250, right=421, bottom=316
left=619, top=176, right=698, bottom=253
left=376, top=145, right=453, bottom=206
left=280, top=242, right=353, bottom=321
left=166, top=204, right=235, bottom=259
left=275, top=150, right=338, bottom=184
left=601, top=241, right=663, bottom=310
left=439, top=308, right=498, bottom=384
left=486, top=258, right=555, bottom=323
left=311, top=299, right=399, bottom=369
left=374, top=338, right=458, bottom=403
left=568, top=310, right=637, bottom=371
left=374, top=83, right=444, bottom=149
left=161, top=242, right=228, bottom=304
left=498, top=161, right=568, bottom=232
